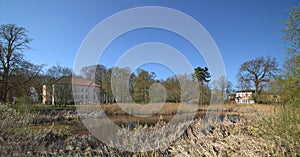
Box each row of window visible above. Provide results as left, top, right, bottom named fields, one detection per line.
left=74, top=87, right=96, bottom=93
left=74, top=94, right=97, bottom=100
left=237, top=93, right=251, bottom=97
left=236, top=99, right=251, bottom=103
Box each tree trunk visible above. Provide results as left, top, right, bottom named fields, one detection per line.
left=255, top=81, right=259, bottom=95
left=1, top=67, right=10, bottom=103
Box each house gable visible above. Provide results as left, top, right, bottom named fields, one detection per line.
left=235, top=90, right=255, bottom=104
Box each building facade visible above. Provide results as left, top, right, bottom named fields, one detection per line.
left=235, top=90, right=255, bottom=104
left=42, top=76, right=100, bottom=105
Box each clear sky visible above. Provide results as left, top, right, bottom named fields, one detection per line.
left=0, top=0, right=298, bottom=87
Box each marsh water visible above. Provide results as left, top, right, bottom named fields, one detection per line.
left=30, top=109, right=232, bottom=136
left=88, top=111, right=230, bottom=128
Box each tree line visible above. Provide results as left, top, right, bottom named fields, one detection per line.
left=79, top=65, right=212, bottom=104
left=0, top=3, right=299, bottom=105
left=0, top=23, right=212, bottom=104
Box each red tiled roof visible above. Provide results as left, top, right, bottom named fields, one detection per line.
left=236, top=90, right=255, bottom=93
left=55, top=76, right=99, bottom=87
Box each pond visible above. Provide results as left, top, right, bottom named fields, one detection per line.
left=29, top=110, right=235, bottom=136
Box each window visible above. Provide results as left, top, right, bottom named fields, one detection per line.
left=86, top=95, right=88, bottom=99
left=93, top=95, right=96, bottom=100
left=86, top=88, right=88, bottom=92
left=81, top=88, right=83, bottom=92
left=81, top=95, right=83, bottom=99
left=245, top=93, right=249, bottom=97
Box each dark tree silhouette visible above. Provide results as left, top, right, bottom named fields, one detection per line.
left=0, top=24, right=32, bottom=102
left=237, top=56, right=278, bottom=95
left=194, top=67, right=211, bottom=84
left=194, top=67, right=211, bottom=105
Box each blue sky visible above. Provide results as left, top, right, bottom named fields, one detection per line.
left=0, top=0, right=298, bottom=87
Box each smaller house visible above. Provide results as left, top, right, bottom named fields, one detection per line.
left=228, top=94, right=236, bottom=104
left=235, top=90, right=255, bottom=104
left=42, top=76, right=100, bottom=105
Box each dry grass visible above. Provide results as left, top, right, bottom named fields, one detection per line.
left=78, top=103, right=202, bottom=116
left=169, top=117, right=299, bottom=156
left=223, top=104, right=275, bottom=113
left=77, top=103, right=276, bottom=118
left=1, top=103, right=299, bottom=156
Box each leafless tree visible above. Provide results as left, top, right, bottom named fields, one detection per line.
left=9, top=61, right=43, bottom=101
left=237, top=56, right=278, bottom=95
left=80, top=64, right=106, bottom=85
left=45, top=64, right=72, bottom=106
left=0, top=24, right=33, bottom=102
left=46, top=64, right=72, bottom=79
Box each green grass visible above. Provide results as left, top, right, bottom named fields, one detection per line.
left=254, top=103, right=300, bottom=156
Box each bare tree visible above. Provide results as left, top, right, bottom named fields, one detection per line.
left=111, top=67, right=131, bottom=103
left=46, top=64, right=72, bottom=79
left=211, top=76, right=227, bottom=104
left=45, top=64, right=72, bottom=106
left=80, top=64, right=106, bottom=85
left=53, top=77, right=73, bottom=106
left=9, top=61, right=43, bottom=101
left=237, top=76, right=251, bottom=90
left=0, top=24, right=32, bottom=102
left=80, top=64, right=106, bottom=103
left=237, top=56, right=278, bottom=95
left=226, top=80, right=235, bottom=94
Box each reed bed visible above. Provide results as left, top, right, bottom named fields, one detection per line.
left=0, top=103, right=298, bottom=156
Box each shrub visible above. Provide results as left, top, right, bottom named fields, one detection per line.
left=16, top=96, right=36, bottom=105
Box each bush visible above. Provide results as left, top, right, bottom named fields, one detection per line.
left=16, top=96, right=36, bottom=105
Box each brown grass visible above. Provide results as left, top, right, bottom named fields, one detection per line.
left=77, top=103, right=276, bottom=117
left=77, top=103, right=202, bottom=115
left=2, top=103, right=298, bottom=156
left=223, top=104, right=275, bottom=113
